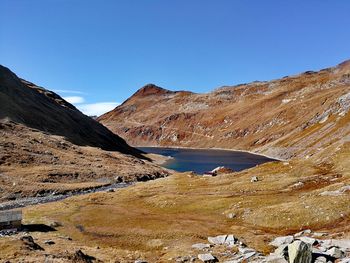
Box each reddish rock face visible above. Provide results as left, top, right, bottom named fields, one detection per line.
left=132, top=84, right=174, bottom=97
left=98, top=59, right=350, bottom=161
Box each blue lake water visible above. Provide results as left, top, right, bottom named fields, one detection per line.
left=138, top=147, right=276, bottom=174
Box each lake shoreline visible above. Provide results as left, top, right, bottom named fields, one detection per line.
left=136, top=145, right=284, bottom=162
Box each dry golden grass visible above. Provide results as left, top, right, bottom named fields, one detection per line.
left=0, top=122, right=169, bottom=201
left=3, top=150, right=346, bottom=262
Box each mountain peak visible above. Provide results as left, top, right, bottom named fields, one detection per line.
left=337, top=59, right=350, bottom=71
left=133, top=84, right=173, bottom=97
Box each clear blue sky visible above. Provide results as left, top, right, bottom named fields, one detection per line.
left=1, top=0, right=350, bottom=115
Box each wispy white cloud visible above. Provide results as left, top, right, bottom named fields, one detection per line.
left=54, top=89, right=86, bottom=94
left=77, top=102, right=120, bottom=116
left=63, top=96, right=85, bottom=104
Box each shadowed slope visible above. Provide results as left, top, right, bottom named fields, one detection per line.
left=0, top=65, right=146, bottom=159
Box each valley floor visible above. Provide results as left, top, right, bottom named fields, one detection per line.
left=1, top=145, right=349, bottom=262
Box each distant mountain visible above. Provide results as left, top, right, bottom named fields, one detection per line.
left=98, top=60, right=350, bottom=160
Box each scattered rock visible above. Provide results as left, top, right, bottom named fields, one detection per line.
left=226, top=213, right=236, bottom=219
left=288, top=240, right=312, bottom=263
left=314, top=256, right=327, bottom=263
left=265, top=255, right=288, bottom=263
left=208, top=235, right=227, bottom=245
left=273, top=244, right=288, bottom=258
left=20, top=236, right=44, bottom=251
left=192, top=243, right=212, bottom=250
left=175, top=255, right=196, bottom=262
left=0, top=229, right=18, bottom=237
left=238, top=247, right=255, bottom=254
left=250, top=176, right=259, bottom=182
left=211, top=166, right=235, bottom=175
left=195, top=233, right=348, bottom=263
left=58, top=235, right=72, bottom=241
left=243, top=251, right=256, bottom=260
left=326, top=247, right=344, bottom=258
left=198, top=253, right=217, bottom=262
left=49, top=221, right=62, bottom=228
left=224, top=234, right=236, bottom=246
left=71, top=250, right=96, bottom=263
left=270, top=236, right=294, bottom=247
left=291, top=182, right=304, bottom=189
left=297, top=236, right=316, bottom=245
left=320, top=185, right=350, bottom=196
left=312, top=232, right=327, bottom=238
left=44, top=239, right=55, bottom=245
left=320, top=239, right=350, bottom=251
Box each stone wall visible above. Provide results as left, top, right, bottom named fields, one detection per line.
left=0, top=210, right=22, bottom=229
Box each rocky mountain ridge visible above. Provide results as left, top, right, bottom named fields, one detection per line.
left=99, top=60, right=350, bottom=161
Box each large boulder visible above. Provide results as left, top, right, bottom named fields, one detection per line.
left=198, top=253, right=217, bottom=262
left=288, top=241, right=312, bottom=263
left=208, top=235, right=227, bottom=245
left=211, top=166, right=235, bottom=175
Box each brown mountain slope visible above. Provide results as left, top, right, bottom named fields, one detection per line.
left=99, top=60, right=350, bottom=160
left=0, top=66, right=169, bottom=200
left=0, top=65, right=144, bottom=157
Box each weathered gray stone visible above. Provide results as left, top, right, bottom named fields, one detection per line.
left=243, top=251, right=256, bottom=260
left=326, top=247, right=344, bottom=258
left=251, top=176, right=259, bottom=182
left=224, top=234, right=236, bottom=246
left=208, top=235, right=227, bottom=245
left=320, top=185, right=350, bottom=196
left=270, top=236, right=294, bottom=247
left=238, top=247, right=255, bottom=254
left=175, top=256, right=196, bottom=262
left=192, top=243, right=211, bottom=250
left=265, top=255, right=288, bottom=263
left=312, top=232, right=327, bottom=238
left=294, top=229, right=312, bottom=237
left=314, top=256, right=327, bottom=263
left=226, top=213, right=236, bottom=219
left=43, top=240, right=55, bottom=245
left=303, top=229, right=312, bottom=234
left=321, top=239, right=350, bottom=251
left=288, top=241, right=312, bottom=263
left=312, top=247, right=327, bottom=254
left=273, top=244, right=288, bottom=257
left=198, top=253, right=217, bottom=262
left=298, top=236, right=316, bottom=245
